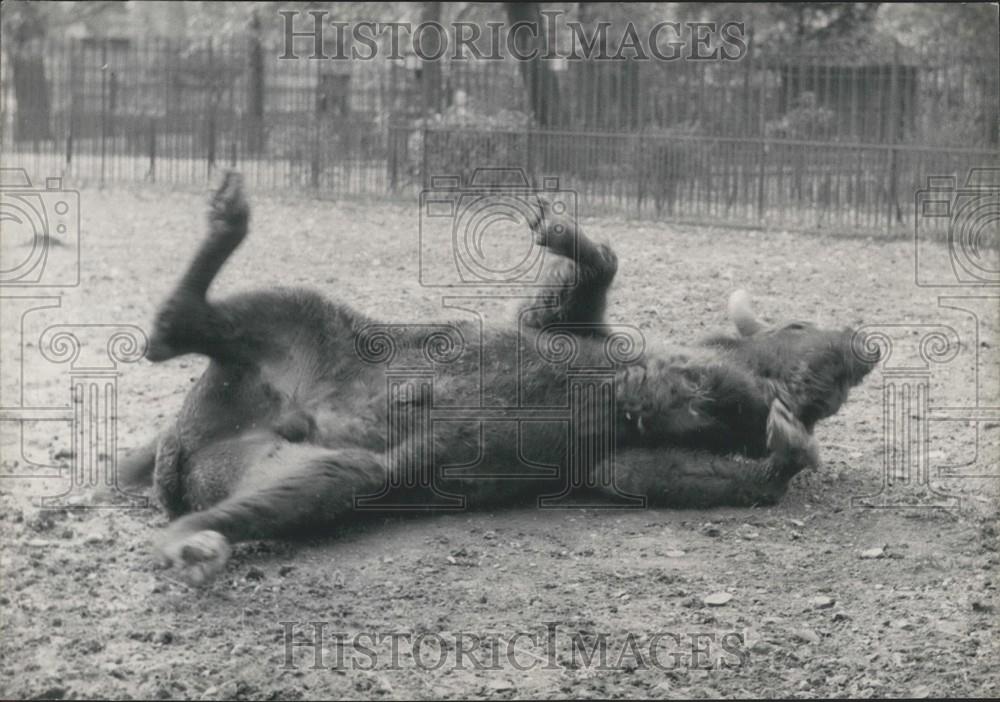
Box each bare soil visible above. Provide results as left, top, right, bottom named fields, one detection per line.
left=1, top=187, right=997, bottom=699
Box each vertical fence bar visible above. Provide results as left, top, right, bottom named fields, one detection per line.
left=756, top=47, right=767, bottom=223
left=100, top=39, right=108, bottom=188
left=886, top=40, right=901, bottom=232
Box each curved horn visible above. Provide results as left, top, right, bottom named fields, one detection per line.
left=728, top=289, right=764, bottom=337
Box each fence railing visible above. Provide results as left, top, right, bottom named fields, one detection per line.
left=2, top=36, right=998, bottom=236
left=3, top=36, right=997, bottom=147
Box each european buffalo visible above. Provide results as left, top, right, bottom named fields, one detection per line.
left=118, top=173, right=878, bottom=585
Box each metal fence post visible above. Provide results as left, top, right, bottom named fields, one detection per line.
left=65, top=42, right=75, bottom=170
left=756, top=48, right=768, bottom=223
left=100, top=39, right=108, bottom=188
left=206, top=38, right=216, bottom=180
left=148, top=117, right=156, bottom=183
left=886, top=40, right=902, bottom=231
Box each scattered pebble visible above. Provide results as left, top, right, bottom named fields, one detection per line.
left=487, top=679, right=516, bottom=692
left=860, top=547, right=886, bottom=559
left=810, top=595, right=836, bottom=609
left=791, top=628, right=821, bottom=645
left=703, top=591, right=733, bottom=606
left=154, top=631, right=174, bottom=645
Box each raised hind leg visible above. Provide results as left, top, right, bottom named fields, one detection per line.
left=156, top=444, right=388, bottom=586
left=145, top=171, right=250, bottom=363
left=517, top=196, right=619, bottom=332
left=609, top=398, right=819, bottom=508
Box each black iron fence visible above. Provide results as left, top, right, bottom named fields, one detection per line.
left=2, top=36, right=998, bottom=235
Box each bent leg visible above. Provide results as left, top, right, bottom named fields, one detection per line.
left=145, top=171, right=250, bottom=363
left=518, top=196, right=619, bottom=332
left=609, top=399, right=818, bottom=508
left=617, top=355, right=772, bottom=457
left=156, top=445, right=387, bottom=585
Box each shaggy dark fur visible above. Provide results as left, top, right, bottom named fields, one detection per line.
left=119, top=173, right=878, bottom=585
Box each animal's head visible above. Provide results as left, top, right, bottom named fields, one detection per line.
left=720, top=289, right=880, bottom=429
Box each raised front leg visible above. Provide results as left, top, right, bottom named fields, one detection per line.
left=145, top=171, right=250, bottom=363
left=518, top=196, right=619, bottom=332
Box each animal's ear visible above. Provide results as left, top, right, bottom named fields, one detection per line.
left=728, top=289, right=765, bottom=337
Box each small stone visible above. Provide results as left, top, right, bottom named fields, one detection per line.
left=278, top=565, right=295, bottom=577
left=860, top=547, right=885, bottom=559
left=703, top=592, right=733, bottom=606
left=665, top=549, right=686, bottom=558
left=154, top=631, right=174, bottom=645
left=220, top=680, right=239, bottom=698
left=245, top=567, right=265, bottom=581
left=487, top=679, right=516, bottom=692
left=810, top=595, right=836, bottom=609
left=792, top=628, right=821, bottom=645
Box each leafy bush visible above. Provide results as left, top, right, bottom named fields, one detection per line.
left=765, top=92, right=837, bottom=140
left=406, top=96, right=534, bottom=187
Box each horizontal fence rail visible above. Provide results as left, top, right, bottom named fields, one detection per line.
left=1, top=36, right=998, bottom=236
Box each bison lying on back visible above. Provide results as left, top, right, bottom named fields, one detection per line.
left=120, top=173, right=878, bottom=585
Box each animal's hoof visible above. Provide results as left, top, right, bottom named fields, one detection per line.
left=158, top=529, right=232, bottom=587
left=209, top=171, right=249, bottom=240
left=766, top=398, right=820, bottom=471
left=529, top=196, right=576, bottom=253
left=526, top=195, right=547, bottom=234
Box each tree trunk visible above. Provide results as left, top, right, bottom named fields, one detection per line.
left=420, top=2, right=444, bottom=117
left=505, top=2, right=564, bottom=128
left=12, top=49, right=53, bottom=142
left=246, top=11, right=265, bottom=154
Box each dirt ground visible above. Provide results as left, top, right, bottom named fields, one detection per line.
left=1, top=186, right=997, bottom=699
